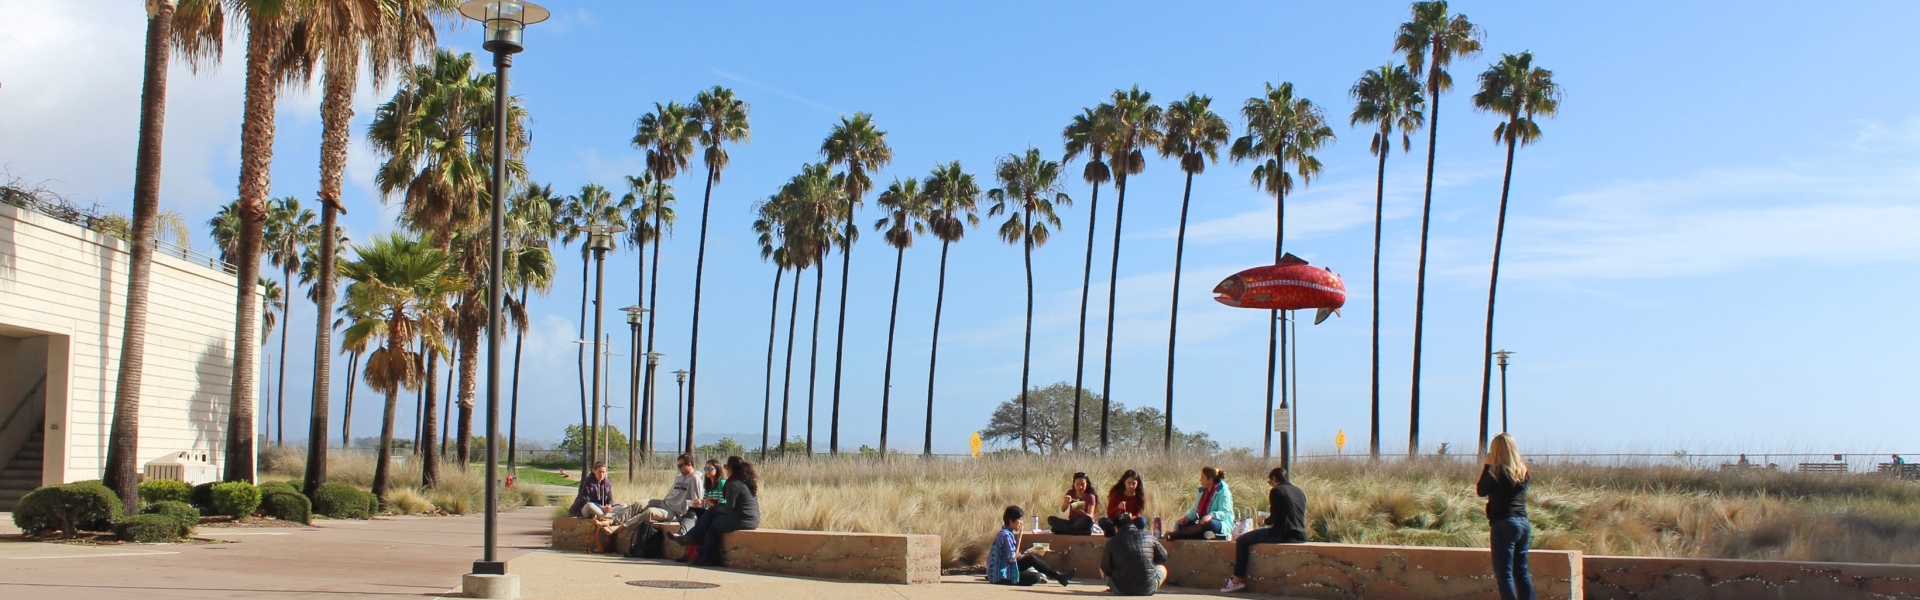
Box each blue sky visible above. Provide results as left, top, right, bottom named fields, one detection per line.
left=6, top=1, right=1920, bottom=455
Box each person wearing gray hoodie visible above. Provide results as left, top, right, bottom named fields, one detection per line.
left=640, top=453, right=705, bottom=523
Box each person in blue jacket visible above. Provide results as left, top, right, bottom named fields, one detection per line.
left=987, top=506, right=1074, bottom=587
left=1167, top=466, right=1233, bottom=540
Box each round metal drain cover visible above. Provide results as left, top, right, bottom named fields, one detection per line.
left=626, top=580, right=719, bottom=590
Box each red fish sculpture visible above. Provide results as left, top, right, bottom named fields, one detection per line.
left=1213, top=253, right=1347, bottom=324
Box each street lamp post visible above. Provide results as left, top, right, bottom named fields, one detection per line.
left=673, top=369, right=690, bottom=454
left=643, top=351, right=661, bottom=459
left=1493, top=350, right=1515, bottom=433
left=585, top=223, right=624, bottom=469
left=457, top=0, right=547, bottom=591
left=621, top=306, right=646, bottom=478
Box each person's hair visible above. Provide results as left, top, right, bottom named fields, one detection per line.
left=1002, top=505, right=1025, bottom=526
left=676, top=453, right=693, bottom=466
left=1068, top=472, right=1091, bottom=494
left=1113, top=513, right=1136, bottom=530
left=1485, top=433, right=1530, bottom=483
left=702, top=460, right=723, bottom=493
left=1201, top=466, right=1226, bottom=485
left=1268, top=467, right=1289, bottom=484
left=1108, top=470, right=1147, bottom=508
left=728, top=458, right=760, bottom=496
left=592, top=461, right=607, bottom=470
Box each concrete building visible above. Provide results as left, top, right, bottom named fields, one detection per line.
left=0, top=200, right=253, bottom=509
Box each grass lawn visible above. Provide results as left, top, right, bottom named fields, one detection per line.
left=514, top=467, right=576, bottom=488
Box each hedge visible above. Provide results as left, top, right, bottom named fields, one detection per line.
left=190, top=482, right=217, bottom=513
left=140, top=500, right=200, bottom=536
left=261, top=490, right=311, bottom=525
left=138, top=480, right=193, bottom=505
left=312, top=482, right=378, bottom=519
left=113, top=514, right=182, bottom=543
left=10, top=483, right=124, bottom=536
left=209, top=481, right=262, bottom=519
left=258, top=480, right=299, bottom=497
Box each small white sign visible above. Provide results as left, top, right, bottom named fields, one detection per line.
left=1272, top=408, right=1291, bottom=433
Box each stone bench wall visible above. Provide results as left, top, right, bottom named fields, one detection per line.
left=1584, top=555, right=1920, bottom=600
left=551, top=519, right=939, bottom=585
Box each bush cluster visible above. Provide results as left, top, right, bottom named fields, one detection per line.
left=112, top=514, right=182, bottom=543
left=140, top=500, right=200, bottom=536
left=138, top=480, right=193, bottom=505
left=190, top=482, right=217, bottom=513
left=312, top=482, right=379, bottom=519
left=10, top=482, right=123, bottom=536
left=261, top=491, right=312, bottom=525
left=209, top=481, right=262, bottom=519
left=258, top=481, right=299, bottom=497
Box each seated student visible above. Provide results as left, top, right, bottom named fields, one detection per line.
left=1100, top=470, right=1150, bottom=537
left=1101, top=512, right=1168, bottom=596
left=640, top=453, right=704, bottom=523
left=695, top=456, right=762, bottom=566
left=1167, top=466, right=1233, bottom=540
left=568, top=461, right=614, bottom=518
left=1048, top=472, right=1100, bottom=535
left=1221, top=467, right=1308, bottom=593
left=669, top=460, right=729, bottom=560
left=988, top=506, right=1075, bottom=587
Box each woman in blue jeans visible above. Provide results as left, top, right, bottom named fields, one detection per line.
left=695, top=457, right=760, bottom=566
left=1477, top=433, right=1534, bottom=600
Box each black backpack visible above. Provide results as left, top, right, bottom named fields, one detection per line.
left=627, top=523, right=665, bottom=559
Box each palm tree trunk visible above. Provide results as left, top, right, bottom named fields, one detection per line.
left=372, top=389, right=398, bottom=503
left=441, top=336, right=455, bottom=457
left=1071, top=176, right=1101, bottom=453
left=105, top=1, right=173, bottom=510
left=685, top=169, right=719, bottom=456
left=456, top=311, right=480, bottom=469
left=1266, top=187, right=1289, bottom=463
left=779, top=268, right=801, bottom=456
left=828, top=206, right=855, bottom=455
left=924, top=240, right=952, bottom=457
left=631, top=222, right=646, bottom=468
left=304, top=53, right=353, bottom=495
left=878, top=246, right=905, bottom=455
left=277, top=264, right=293, bottom=446
left=1478, top=134, right=1520, bottom=457
left=342, top=350, right=359, bottom=449
left=806, top=263, right=825, bottom=454
left=1409, top=86, right=1444, bottom=457
left=421, top=349, right=440, bottom=489
left=641, top=210, right=664, bottom=459
left=1369, top=140, right=1389, bottom=459
left=225, top=14, right=283, bottom=483
left=1164, top=173, right=1195, bottom=453
left=1098, top=173, right=1131, bottom=455
left=762, top=267, right=783, bottom=460
left=1020, top=209, right=1035, bottom=453
left=509, top=284, right=528, bottom=474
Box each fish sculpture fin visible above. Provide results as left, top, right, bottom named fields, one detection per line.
left=1277, top=253, right=1309, bottom=267
left=1314, top=307, right=1339, bottom=325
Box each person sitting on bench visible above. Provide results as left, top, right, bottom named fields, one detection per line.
left=988, top=505, right=1074, bottom=587
left=639, top=453, right=704, bottom=523
left=1167, top=466, right=1233, bottom=540
left=568, top=461, right=614, bottom=518
left=1100, top=470, right=1150, bottom=537
left=1220, top=467, right=1308, bottom=593
left=1048, top=472, right=1100, bottom=535
left=1101, top=512, right=1168, bottom=596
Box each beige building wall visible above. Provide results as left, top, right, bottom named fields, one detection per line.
left=0, top=202, right=252, bottom=483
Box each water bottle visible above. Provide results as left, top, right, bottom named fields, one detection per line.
left=1153, top=517, right=1163, bottom=539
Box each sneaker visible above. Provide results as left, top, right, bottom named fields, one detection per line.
left=1220, top=578, right=1248, bottom=593
left=1059, top=569, right=1075, bottom=587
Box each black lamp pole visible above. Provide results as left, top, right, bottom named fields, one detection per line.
left=1494, top=349, right=1514, bottom=433
left=621, top=306, right=645, bottom=476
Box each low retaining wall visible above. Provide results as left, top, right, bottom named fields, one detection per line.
left=1584, top=555, right=1920, bottom=600
left=554, top=520, right=939, bottom=585
left=1021, top=533, right=1581, bottom=600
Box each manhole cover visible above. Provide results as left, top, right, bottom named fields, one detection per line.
left=626, top=580, right=719, bottom=590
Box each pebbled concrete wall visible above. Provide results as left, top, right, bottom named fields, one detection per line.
left=1584, top=555, right=1920, bottom=600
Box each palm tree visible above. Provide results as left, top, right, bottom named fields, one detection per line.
left=630, top=101, right=695, bottom=457
left=684, top=87, right=751, bottom=454
left=1349, top=63, right=1425, bottom=459
left=1471, top=52, right=1559, bottom=455
left=988, top=148, right=1071, bottom=453
left=1395, top=0, right=1483, bottom=455
left=558, top=183, right=628, bottom=465
left=871, top=177, right=928, bottom=455
left=820, top=112, right=891, bottom=454
left=1096, top=86, right=1162, bottom=454
left=919, top=161, right=980, bottom=456
left=779, top=163, right=840, bottom=454
left=335, top=305, right=370, bottom=449
left=751, top=193, right=793, bottom=460
left=505, top=183, right=557, bottom=475
left=1156, top=94, right=1229, bottom=452
left=1059, top=105, right=1115, bottom=451
left=339, top=232, right=462, bottom=502
left=300, top=0, right=447, bottom=498
left=265, top=196, right=316, bottom=447
left=105, top=0, right=187, bottom=512
left=258, top=276, right=283, bottom=441
left=1230, top=81, right=1335, bottom=460
left=618, top=173, right=664, bottom=465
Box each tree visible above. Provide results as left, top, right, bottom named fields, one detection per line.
left=871, top=177, right=928, bottom=455
left=557, top=424, right=629, bottom=457
left=1156, top=93, right=1229, bottom=453
left=1059, top=105, right=1115, bottom=452
left=1230, top=81, right=1335, bottom=460
left=1097, top=86, right=1163, bottom=454
left=1470, top=52, right=1559, bottom=455
left=752, top=191, right=793, bottom=460
left=1349, top=63, right=1425, bottom=459
left=558, top=183, right=628, bottom=467
left=684, top=87, right=751, bottom=454
left=1395, top=0, right=1483, bottom=455
left=988, top=148, right=1071, bottom=453
left=629, top=100, right=694, bottom=457
left=338, top=232, right=462, bottom=501
left=918, top=161, right=980, bottom=456
left=775, top=163, right=840, bottom=454
left=820, top=112, right=889, bottom=455
left=505, top=184, right=557, bottom=474
left=264, top=196, right=316, bottom=447
left=981, top=383, right=1218, bottom=455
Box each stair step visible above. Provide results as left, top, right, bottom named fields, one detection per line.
left=14, top=452, right=42, bottom=461
left=0, top=479, right=38, bottom=491
left=1, top=468, right=38, bottom=479
left=0, top=488, right=28, bottom=499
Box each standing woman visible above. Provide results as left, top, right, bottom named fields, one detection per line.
left=1479, top=433, right=1534, bottom=600
left=1101, top=470, right=1149, bottom=536
left=1168, top=466, right=1233, bottom=540
left=698, top=456, right=761, bottom=566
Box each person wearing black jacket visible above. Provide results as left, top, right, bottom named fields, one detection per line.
left=1220, top=467, right=1307, bottom=593
left=1478, top=433, right=1534, bottom=600
left=696, top=456, right=761, bottom=566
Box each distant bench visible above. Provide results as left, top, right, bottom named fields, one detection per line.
left=1021, top=532, right=1582, bottom=600
left=1797, top=462, right=1848, bottom=474
left=1878, top=463, right=1920, bottom=479
left=551, top=518, right=940, bottom=585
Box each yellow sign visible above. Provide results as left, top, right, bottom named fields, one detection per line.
left=969, top=431, right=983, bottom=458
left=1335, top=429, right=1347, bottom=454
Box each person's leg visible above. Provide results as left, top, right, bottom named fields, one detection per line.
left=1168, top=521, right=1207, bottom=539
left=1047, top=515, right=1072, bottom=534
left=1017, top=555, right=1064, bottom=580
left=1489, top=517, right=1519, bottom=600
left=699, top=513, right=741, bottom=565
left=1098, top=517, right=1116, bottom=537
left=1133, top=516, right=1149, bottom=530
left=1512, top=519, right=1535, bottom=600
left=681, top=509, right=719, bottom=542
left=1071, top=515, right=1094, bottom=535
left=1233, top=528, right=1277, bottom=579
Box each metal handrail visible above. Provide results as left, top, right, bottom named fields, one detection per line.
left=151, top=238, right=236, bottom=275
left=0, top=375, right=46, bottom=435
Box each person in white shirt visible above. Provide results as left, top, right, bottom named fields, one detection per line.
left=640, top=453, right=704, bottom=523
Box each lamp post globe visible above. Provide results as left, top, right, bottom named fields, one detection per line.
left=458, top=0, right=550, bottom=55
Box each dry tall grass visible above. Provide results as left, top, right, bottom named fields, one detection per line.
left=259, top=445, right=548, bottom=515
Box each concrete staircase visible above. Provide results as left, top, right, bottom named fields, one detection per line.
left=0, top=425, right=44, bottom=512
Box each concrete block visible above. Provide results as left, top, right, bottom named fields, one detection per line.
left=461, top=573, right=520, bottom=599
left=717, top=529, right=942, bottom=585
left=1584, top=555, right=1920, bottom=600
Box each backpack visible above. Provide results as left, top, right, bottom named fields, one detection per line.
left=628, top=523, right=665, bottom=559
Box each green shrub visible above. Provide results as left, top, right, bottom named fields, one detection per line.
left=312, top=482, right=377, bottom=519
left=261, top=491, right=311, bottom=525
left=209, top=482, right=262, bottom=519
left=11, top=483, right=123, bottom=536
left=112, top=514, right=182, bottom=543
left=258, top=480, right=298, bottom=497
left=138, top=480, right=193, bottom=505
left=140, top=500, right=199, bottom=535
left=190, top=482, right=216, bottom=513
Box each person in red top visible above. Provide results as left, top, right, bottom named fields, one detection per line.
left=1100, top=469, right=1149, bottom=537
left=1047, top=472, right=1100, bottom=535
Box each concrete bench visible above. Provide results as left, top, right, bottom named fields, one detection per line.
left=1584, top=555, right=1920, bottom=600
left=1797, top=462, right=1848, bottom=474
left=554, top=519, right=940, bottom=585
left=1022, top=532, right=1582, bottom=600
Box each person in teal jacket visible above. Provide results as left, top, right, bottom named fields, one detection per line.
left=1168, top=466, right=1233, bottom=540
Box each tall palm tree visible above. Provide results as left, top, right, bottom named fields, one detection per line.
left=265, top=196, right=316, bottom=447
left=1156, top=94, right=1229, bottom=452
left=871, top=177, right=928, bottom=455
left=335, top=305, right=370, bottom=449
left=618, top=173, right=664, bottom=464
left=1349, top=63, right=1425, bottom=459
left=301, top=0, right=448, bottom=498
left=751, top=193, right=793, bottom=460
left=683, top=87, right=751, bottom=454
left=1059, top=105, right=1115, bottom=451
left=919, top=161, right=979, bottom=456
left=1471, top=52, right=1559, bottom=455
left=1395, top=0, right=1482, bottom=455
left=1096, top=86, right=1162, bottom=454
left=259, top=276, right=282, bottom=436
left=105, top=0, right=188, bottom=512
left=818, top=112, right=889, bottom=455
left=1230, top=81, right=1335, bottom=459
left=339, top=232, right=462, bottom=501
left=779, top=163, right=840, bottom=454
left=505, top=183, right=557, bottom=474
left=630, top=101, right=695, bottom=456
left=988, top=148, right=1070, bottom=453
